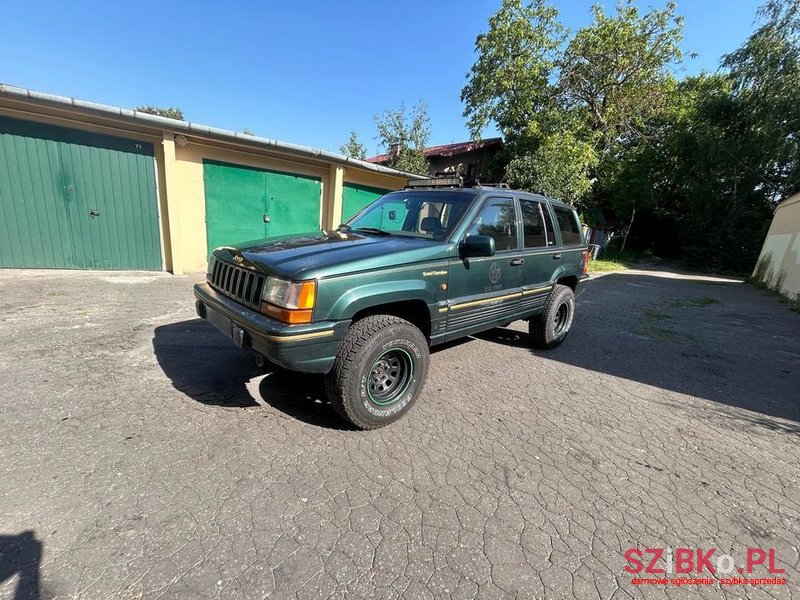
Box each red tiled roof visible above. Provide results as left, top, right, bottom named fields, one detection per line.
left=366, top=137, right=502, bottom=164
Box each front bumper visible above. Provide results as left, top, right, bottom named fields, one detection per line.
left=193, top=282, right=347, bottom=374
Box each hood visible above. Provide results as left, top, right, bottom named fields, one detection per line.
left=213, top=230, right=454, bottom=280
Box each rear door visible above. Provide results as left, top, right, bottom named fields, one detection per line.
left=550, top=202, right=587, bottom=276
left=445, top=195, right=523, bottom=339
left=518, top=197, right=560, bottom=314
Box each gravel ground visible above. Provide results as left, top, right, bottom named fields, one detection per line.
left=0, top=267, right=798, bottom=599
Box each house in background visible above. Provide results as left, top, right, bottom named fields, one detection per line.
left=367, top=137, right=503, bottom=182
left=753, top=193, right=800, bottom=298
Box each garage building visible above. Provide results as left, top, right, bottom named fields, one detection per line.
left=753, top=193, right=800, bottom=298
left=0, top=84, right=414, bottom=274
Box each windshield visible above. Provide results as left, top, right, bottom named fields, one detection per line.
left=344, top=191, right=473, bottom=240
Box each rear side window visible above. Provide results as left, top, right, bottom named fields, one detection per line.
left=519, top=199, right=548, bottom=248
left=553, top=206, right=582, bottom=246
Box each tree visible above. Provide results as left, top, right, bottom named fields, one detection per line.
left=506, top=131, right=597, bottom=201
left=462, top=0, right=684, bottom=202
left=374, top=101, right=430, bottom=174
left=722, top=0, right=800, bottom=199
left=559, top=1, right=683, bottom=156
left=461, top=0, right=564, bottom=139
left=135, top=105, right=185, bottom=120
left=339, top=131, right=367, bottom=160
left=242, top=128, right=255, bottom=136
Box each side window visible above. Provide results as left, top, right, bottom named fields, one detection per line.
left=519, top=199, right=548, bottom=248
left=553, top=206, right=582, bottom=246
left=466, top=198, right=518, bottom=251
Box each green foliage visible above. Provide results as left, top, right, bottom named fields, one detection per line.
left=586, top=257, right=628, bottom=273
left=374, top=101, right=430, bottom=175
left=559, top=1, right=683, bottom=155
left=242, top=128, right=255, bottom=136
left=723, top=0, right=800, bottom=200
left=135, top=105, right=184, bottom=120
left=461, top=0, right=564, bottom=138
left=464, top=0, right=797, bottom=274
left=506, top=131, right=597, bottom=201
left=611, top=68, right=775, bottom=273
left=463, top=0, right=684, bottom=204
left=586, top=247, right=638, bottom=272
left=339, top=131, right=367, bottom=161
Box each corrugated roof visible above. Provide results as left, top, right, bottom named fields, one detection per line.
left=366, top=137, right=502, bottom=164
left=0, top=83, right=425, bottom=179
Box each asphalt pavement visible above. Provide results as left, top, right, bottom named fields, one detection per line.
left=0, top=267, right=798, bottom=599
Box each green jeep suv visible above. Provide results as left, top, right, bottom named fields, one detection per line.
left=194, top=180, right=588, bottom=429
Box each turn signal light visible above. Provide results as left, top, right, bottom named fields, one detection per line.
left=260, top=303, right=314, bottom=324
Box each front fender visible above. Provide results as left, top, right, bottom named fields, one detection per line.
left=322, top=279, right=438, bottom=321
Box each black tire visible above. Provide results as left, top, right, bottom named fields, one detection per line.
left=529, top=284, right=575, bottom=349
left=325, top=315, right=429, bottom=429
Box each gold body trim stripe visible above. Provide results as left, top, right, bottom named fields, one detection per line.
left=262, top=330, right=335, bottom=343
left=522, top=285, right=553, bottom=296
left=450, top=292, right=522, bottom=311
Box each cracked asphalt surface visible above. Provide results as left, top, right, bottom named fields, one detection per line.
left=1, top=267, right=798, bottom=599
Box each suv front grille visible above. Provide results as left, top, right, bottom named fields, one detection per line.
left=209, top=260, right=266, bottom=310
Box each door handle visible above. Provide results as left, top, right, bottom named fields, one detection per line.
left=510, top=258, right=524, bottom=266
left=89, top=209, right=100, bottom=218
left=263, top=214, right=271, bottom=223
left=552, top=253, right=562, bottom=260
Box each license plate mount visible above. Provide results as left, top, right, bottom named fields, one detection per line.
left=232, top=325, right=248, bottom=349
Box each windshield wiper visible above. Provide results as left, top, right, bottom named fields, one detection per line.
left=352, top=227, right=393, bottom=236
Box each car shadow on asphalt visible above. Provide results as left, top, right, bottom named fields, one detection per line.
left=0, top=530, right=43, bottom=600
left=477, top=272, right=800, bottom=433
left=152, top=319, right=353, bottom=430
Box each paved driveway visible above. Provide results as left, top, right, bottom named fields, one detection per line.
left=1, top=268, right=798, bottom=599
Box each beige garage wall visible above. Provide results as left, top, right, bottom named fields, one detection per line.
left=754, top=194, right=800, bottom=298
left=343, top=168, right=405, bottom=190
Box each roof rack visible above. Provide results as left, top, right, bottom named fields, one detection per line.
left=405, top=177, right=512, bottom=190
left=405, top=176, right=464, bottom=189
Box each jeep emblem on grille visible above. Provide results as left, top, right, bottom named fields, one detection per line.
left=232, top=255, right=244, bottom=265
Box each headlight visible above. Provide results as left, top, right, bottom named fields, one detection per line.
left=260, top=277, right=316, bottom=324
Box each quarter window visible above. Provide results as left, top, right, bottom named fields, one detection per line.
left=466, top=198, right=518, bottom=251
left=553, top=206, right=582, bottom=246
left=519, top=199, right=548, bottom=248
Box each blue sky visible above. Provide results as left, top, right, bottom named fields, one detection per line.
left=1, top=0, right=762, bottom=156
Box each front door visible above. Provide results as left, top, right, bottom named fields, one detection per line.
left=518, top=197, right=560, bottom=314
left=445, top=196, right=523, bottom=340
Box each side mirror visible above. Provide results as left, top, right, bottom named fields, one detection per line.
left=460, top=234, right=496, bottom=258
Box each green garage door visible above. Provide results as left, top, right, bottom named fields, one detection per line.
left=204, top=159, right=321, bottom=254
left=342, top=182, right=391, bottom=222
left=0, top=116, right=162, bottom=270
